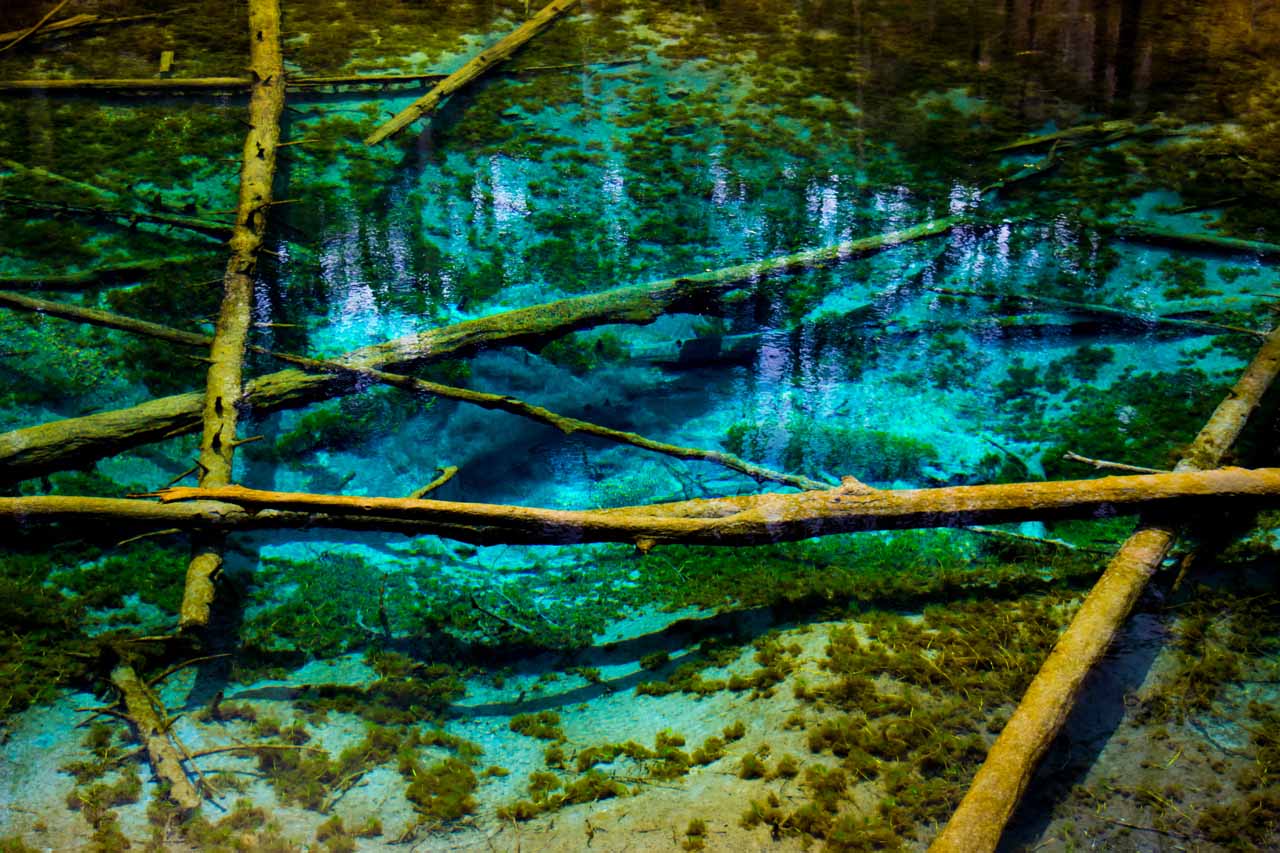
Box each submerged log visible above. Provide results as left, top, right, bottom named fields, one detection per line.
left=1, top=195, right=233, bottom=239
left=0, top=256, right=205, bottom=291
left=364, top=0, right=581, bottom=145
left=928, top=286, right=1265, bottom=339
left=931, top=300, right=1280, bottom=852
left=7, top=468, right=1280, bottom=545
left=0, top=10, right=175, bottom=45
left=0, top=216, right=961, bottom=484
left=0, top=76, right=253, bottom=93
left=1104, top=221, right=1280, bottom=258
left=0, top=0, right=72, bottom=54
left=180, top=0, right=286, bottom=632
left=0, top=290, right=849, bottom=493
left=109, top=664, right=202, bottom=810
left=0, top=59, right=641, bottom=96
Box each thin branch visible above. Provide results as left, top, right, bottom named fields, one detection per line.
left=1062, top=451, right=1169, bottom=475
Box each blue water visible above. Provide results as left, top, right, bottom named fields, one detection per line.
left=1, top=0, right=1279, bottom=850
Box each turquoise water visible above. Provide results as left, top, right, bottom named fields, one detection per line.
left=1, top=0, right=1279, bottom=850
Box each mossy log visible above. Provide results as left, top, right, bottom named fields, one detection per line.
left=0, top=10, right=174, bottom=46
left=0, top=289, right=843, bottom=492
left=993, top=118, right=1170, bottom=152
left=1, top=195, right=233, bottom=239
left=109, top=664, right=202, bottom=810
left=0, top=59, right=640, bottom=96
left=928, top=286, right=1264, bottom=338
left=7, top=468, right=1280, bottom=546
left=364, top=0, right=581, bottom=145
left=181, top=0, right=286, bottom=632
left=1104, top=221, right=1280, bottom=258
left=0, top=76, right=254, bottom=92
left=0, top=256, right=204, bottom=291
left=0, top=0, right=71, bottom=54
left=0, top=216, right=961, bottom=484
left=931, top=306, right=1280, bottom=852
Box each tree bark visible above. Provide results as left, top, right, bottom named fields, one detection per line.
left=179, top=0, right=285, bottom=632
left=109, top=664, right=202, bottom=810
left=0, top=216, right=961, bottom=484
left=930, top=308, right=1280, bottom=853
left=364, top=0, right=581, bottom=145
left=7, top=468, right=1280, bottom=545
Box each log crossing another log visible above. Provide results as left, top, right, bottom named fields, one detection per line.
left=0, top=289, right=848, bottom=493
left=363, top=0, right=581, bottom=145
left=7, top=468, right=1280, bottom=546
left=179, top=0, right=285, bottom=632
left=929, top=291, right=1280, bottom=852
left=0, top=216, right=961, bottom=484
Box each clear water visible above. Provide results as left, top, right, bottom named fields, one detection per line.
left=1, top=1, right=1278, bottom=850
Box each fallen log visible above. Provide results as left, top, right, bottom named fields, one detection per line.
left=993, top=118, right=1175, bottom=152
left=0, top=215, right=961, bottom=483
left=0, top=10, right=176, bottom=45
left=930, top=296, right=1280, bottom=851
left=927, top=286, right=1265, bottom=339
left=0, top=290, right=847, bottom=493
left=0, top=59, right=641, bottom=96
left=109, top=664, right=202, bottom=810
left=0, top=76, right=253, bottom=93
left=180, top=0, right=286, bottom=632
left=364, top=0, right=581, bottom=146
left=0, top=0, right=72, bottom=54
left=7, top=468, right=1280, bottom=546
left=1103, top=221, right=1280, bottom=258
left=0, top=156, right=122, bottom=201
left=0, top=256, right=205, bottom=291
left=1, top=195, right=233, bottom=240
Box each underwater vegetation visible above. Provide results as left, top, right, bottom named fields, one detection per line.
left=2, top=0, right=1280, bottom=850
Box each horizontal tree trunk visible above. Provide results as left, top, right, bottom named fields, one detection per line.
left=5, top=467, right=1280, bottom=545
left=0, top=216, right=960, bottom=484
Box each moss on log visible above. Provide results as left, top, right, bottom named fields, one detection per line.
left=0, top=216, right=961, bottom=484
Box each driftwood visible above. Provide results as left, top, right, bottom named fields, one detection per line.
left=0, top=215, right=961, bottom=484
left=180, top=0, right=285, bottom=632
left=931, top=302, right=1280, bottom=851
left=364, top=0, right=581, bottom=145
left=109, top=664, right=202, bottom=810
left=7, top=468, right=1280, bottom=545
